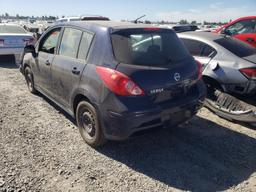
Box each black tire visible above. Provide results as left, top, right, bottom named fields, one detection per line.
left=76, top=101, right=106, bottom=147
left=24, top=67, right=37, bottom=94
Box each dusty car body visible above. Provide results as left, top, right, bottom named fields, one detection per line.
left=21, top=21, right=206, bottom=147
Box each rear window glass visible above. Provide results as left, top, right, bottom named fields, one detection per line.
left=0, top=25, right=26, bottom=34
left=111, top=29, right=189, bottom=66
left=214, top=37, right=256, bottom=57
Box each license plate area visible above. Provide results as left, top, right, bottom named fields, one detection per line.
left=161, top=110, right=192, bottom=127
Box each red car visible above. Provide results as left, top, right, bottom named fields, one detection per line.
left=215, top=16, right=256, bottom=48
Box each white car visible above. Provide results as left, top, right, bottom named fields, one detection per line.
left=0, top=24, right=35, bottom=65
left=56, top=17, right=81, bottom=23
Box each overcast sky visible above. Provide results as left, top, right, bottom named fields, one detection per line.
left=1, top=0, right=256, bottom=22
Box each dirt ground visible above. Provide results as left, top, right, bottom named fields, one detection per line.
left=0, top=59, right=256, bottom=192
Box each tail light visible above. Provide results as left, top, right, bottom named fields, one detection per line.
left=240, top=68, right=256, bottom=80
left=96, top=66, right=144, bottom=96
left=144, top=28, right=161, bottom=31
left=23, top=37, right=35, bottom=45
left=196, top=60, right=203, bottom=80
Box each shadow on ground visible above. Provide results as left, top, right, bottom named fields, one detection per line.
left=96, top=116, right=256, bottom=191
left=22, top=63, right=255, bottom=191
left=0, top=55, right=18, bottom=68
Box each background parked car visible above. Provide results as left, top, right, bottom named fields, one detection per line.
left=215, top=16, right=256, bottom=48
left=22, top=21, right=206, bottom=147
left=178, top=31, right=256, bottom=123
left=172, top=24, right=199, bottom=33
left=56, top=15, right=110, bottom=24
left=179, top=32, right=256, bottom=95
left=0, top=23, right=35, bottom=65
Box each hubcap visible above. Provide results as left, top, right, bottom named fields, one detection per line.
left=80, top=110, right=96, bottom=138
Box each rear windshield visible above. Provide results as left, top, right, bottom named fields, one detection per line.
left=0, top=25, right=27, bottom=34
left=214, top=37, right=256, bottom=57
left=111, top=28, right=189, bottom=66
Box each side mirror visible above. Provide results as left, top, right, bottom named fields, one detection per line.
left=221, top=28, right=232, bottom=36
left=24, top=44, right=37, bottom=57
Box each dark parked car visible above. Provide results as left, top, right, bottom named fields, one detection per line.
left=172, top=24, right=199, bottom=33
left=21, top=21, right=206, bottom=147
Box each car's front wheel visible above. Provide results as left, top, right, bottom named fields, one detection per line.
left=24, top=67, right=37, bottom=94
left=76, top=101, right=106, bottom=147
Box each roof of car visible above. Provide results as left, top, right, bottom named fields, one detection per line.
left=178, top=31, right=223, bottom=41
left=59, top=20, right=164, bottom=30
left=0, top=23, right=21, bottom=26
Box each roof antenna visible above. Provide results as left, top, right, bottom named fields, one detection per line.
left=134, top=15, right=146, bottom=24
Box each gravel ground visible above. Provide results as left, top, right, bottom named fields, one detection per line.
left=0, top=59, right=256, bottom=192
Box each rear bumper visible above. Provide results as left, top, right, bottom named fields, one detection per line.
left=0, top=47, right=24, bottom=65
left=100, top=80, right=206, bottom=140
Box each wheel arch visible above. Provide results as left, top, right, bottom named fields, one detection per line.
left=202, top=75, right=223, bottom=90
left=72, top=93, right=93, bottom=117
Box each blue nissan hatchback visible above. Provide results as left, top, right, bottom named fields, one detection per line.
left=22, top=21, right=206, bottom=147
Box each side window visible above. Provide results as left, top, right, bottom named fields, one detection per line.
left=201, top=44, right=216, bottom=58
left=181, top=38, right=203, bottom=56
left=59, top=28, right=83, bottom=58
left=39, top=28, right=61, bottom=54
left=77, top=32, right=94, bottom=60
left=182, top=38, right=216, bottom=58
left=226, top=19, right=256, bottom=35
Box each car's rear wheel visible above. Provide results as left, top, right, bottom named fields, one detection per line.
left=24, top=67, right=37, bottom=94
left=76, top=101, right=106, bottom=147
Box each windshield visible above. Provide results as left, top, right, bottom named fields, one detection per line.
left=214, top=37, right=256, bottom=57
left=111, top=28, right=190, bottom=66
left=0, top=25, right=27, bottom=34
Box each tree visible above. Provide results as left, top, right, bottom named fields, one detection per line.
left=144, top=20, right=151, bottom=24
left=5, top=13, right=9, bottom=18
left=179, top=19, right=188, bottom=24
left=191, top=20, right=197, bottom=25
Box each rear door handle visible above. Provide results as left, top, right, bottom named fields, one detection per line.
left=72, top=67, right=80, bottom=75
left=45, top=60, right=50, bottom=66
left=246, top=38, right=255, bottom=43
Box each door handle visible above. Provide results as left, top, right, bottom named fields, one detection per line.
left=246, top=38, right=255, bottom=43
left=72, top=67, right=80, bottom=75
left=45, top=60, right=50, bottom=66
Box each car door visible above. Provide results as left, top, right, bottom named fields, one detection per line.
left=34, top=27, right=61, bottom=95
left=224, top=19, right=256, bottom=47
left=181, top=38, right=216, bottom=70
left=51, top=27, right=94, bottom=107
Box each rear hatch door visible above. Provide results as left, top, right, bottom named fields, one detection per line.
left=111, top=28, right=199, bottom=104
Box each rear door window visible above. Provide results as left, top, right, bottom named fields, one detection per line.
left=59, top=28, right=83, bottom=58
left=201, top=44, right=216, bottom=57
left=181, top=38, right=216, bottom=58
left=77, top=32, right=94, bottom=60
left=181, top=38, right=203, bottom=56
left=111, top=28, right=189, bottom=66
